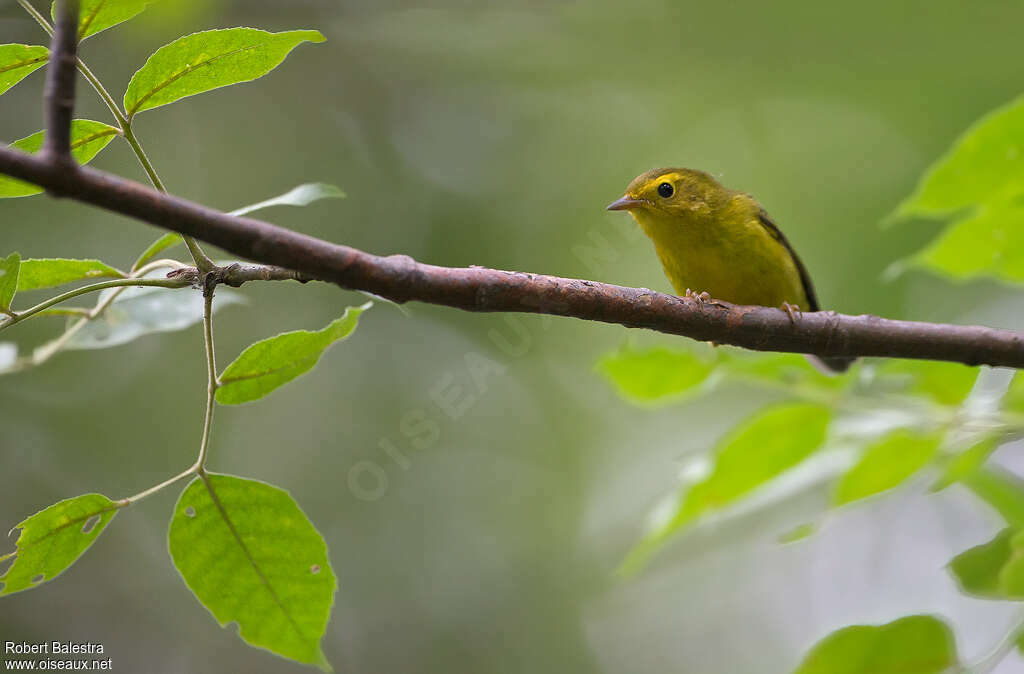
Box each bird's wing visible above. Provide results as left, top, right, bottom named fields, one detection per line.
left=756, top=209, right=820, bottom=312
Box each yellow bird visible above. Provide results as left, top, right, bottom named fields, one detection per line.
left=608, top=167, right=852, bottom=372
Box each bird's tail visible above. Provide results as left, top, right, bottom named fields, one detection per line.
left=807, top=355, right=856, bottom=375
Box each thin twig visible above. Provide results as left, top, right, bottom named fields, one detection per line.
left=42, top=0, right=79, bottom=160
left=18, top=0, right=215, bottom=272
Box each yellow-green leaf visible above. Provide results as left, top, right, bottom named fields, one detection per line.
left=0, top=44, right=49, bottom=96
left=620, top=403, right=830, bottom=574
left=56, top=0, right=153, bottom=41
left=833, top=430, right=941, bottom=506
left=878, top=360, right=979, bottom=406
left=932, top=437, right=999, bottom=491
left=596, top=345, right=714, bottom=404
left=962, top=467, right=1024, bottom=528
left=124, top=28, right=325, bottom=118
left=1005, top=372, right=1024, bottom=413
left=0, top=120, right=119, bottom=198
left=949, top=528, right=1014, bottom=599
left=792, top=615, right=957, bottom=674
left=169, top=474, right=335, bottom=670
left=911, top=198, right=1024, bottom=282
left=217, top=303, right=370, bottom=405
left=0, top=252, right=19, bottom=312
left=893, top=94, right=1024, bottom=219
left=16, top=258, right=125, bottom=291
left=0, top=494, right=119, bottom=596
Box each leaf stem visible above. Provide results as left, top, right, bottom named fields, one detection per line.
left=967, top=609, right=1024, bottom=674
left=195, top=287, right=219, bottom=472
left=118, top=464, right=197, bottom=506
left=13, top=259, right=186, bottom=367
left=1, top=276, right=189, bottom=331
left=16, top=0, right=216, bottom=273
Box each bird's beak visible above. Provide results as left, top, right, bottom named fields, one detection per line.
left=606, top=196, right=645, bottom=211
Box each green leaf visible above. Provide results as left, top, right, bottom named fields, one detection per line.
left=894, top=94, right=1024, bottom=219
left=16, top=258, right=125, bottom=291
left=996, top=530, right=1024, bottom=598
left=680, top=403, right=831, bottom=518
left=229, top=183, right=346, bottom=217
left=621, top=403, right=831, bottom=574
left=962, top=466, right=1024, bottom=528
left=949, top=528, right=1014, bottom=599
left=792, top=615, right=957, bottom=674
left=1005, top=372, right=1024, bottom=413
left=58, top=284, right=244, bottom=353
left=131, top=232, right=183, bottom=271
left=124, top=28, right=325, bottom=118
left=0, top=252, right=20, bottom=312
left=0, top=494, right=119, bottom=596
left=52, top=0, right=154, bottom=41
left=0, top=120, right=119, bottom=198
left=596, top=345, right=714, bottom=404
left=217, top=303, right=370, bottom=405
left=932, top=437, right=999, bottom=491
left=833, top=430, right=941, bottom=506
left=169, top=474, right=335, bottom=670
left=878, top=360, right=979, bottom=406
left=910, top=197, right=1024, bottom=282
left=0, top=44, right=49, bottom=96
left=718, top=350, right=850, bottom=389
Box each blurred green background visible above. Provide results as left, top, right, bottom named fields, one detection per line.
left=3, top=0, right=1024, bottom=672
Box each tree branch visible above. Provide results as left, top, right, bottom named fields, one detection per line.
left=0, top=146, right=1022, bottom=368
left=42, top=0, right=79, bottom=160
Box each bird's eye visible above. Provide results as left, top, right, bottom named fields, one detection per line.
left=657, top=182, right=674, bottom=198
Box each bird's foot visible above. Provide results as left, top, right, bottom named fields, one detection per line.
left=685, top=288, right=711, bottom=304
left=781, top=302, right=802, bottom=325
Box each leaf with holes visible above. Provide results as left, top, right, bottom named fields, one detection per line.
left=0, top=44, right=49, bottom=96
left=0, top=252, right=19, bottom=312
left=169, top=474, right=335, bottom=670
left=792, top=615, right=958, bottom=674
left=833, top=430, right=941, bottom=506
left=52, top=0, right=154, bottom=41
left=123, top=28, right=325, bottom=118
left=17, top=258, right=125, bottom=291
left=0, top=120, right=119, bottom=198
left=0, top=494, right=119, bottom=596
left=217, top=303, right=370, bottom=405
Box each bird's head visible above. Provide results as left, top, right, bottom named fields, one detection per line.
left=607, top=167, right=731, bottom=219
